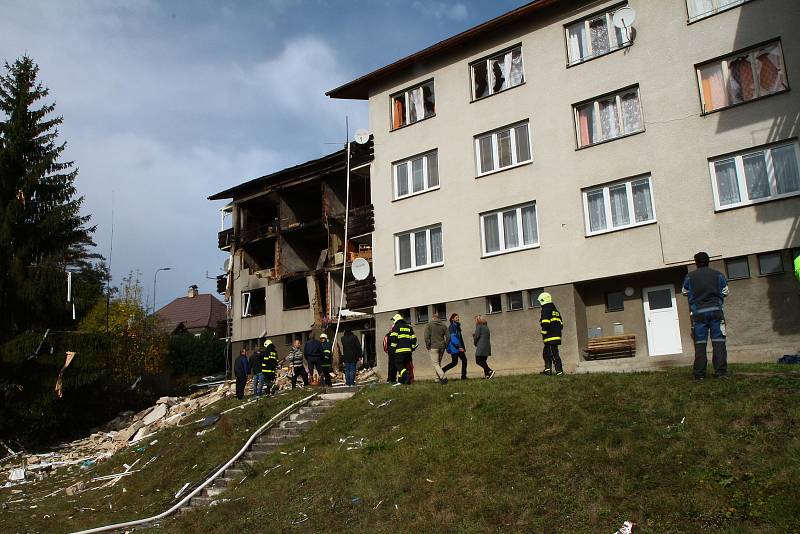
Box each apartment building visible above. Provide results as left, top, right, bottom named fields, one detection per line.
left=209, top=141, right=377, bottom=368
left=327, top=0, right=800, bottom=377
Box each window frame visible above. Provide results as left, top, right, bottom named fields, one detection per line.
left=394, top=223, right=444, bottom=274
left=709, top=140, right=800, bottom=211
left=605, top=290, right=625, bottom=312
left=582, top=174, right=657, bottom=236
left=573, top=85, right=644, bottom=149
left=695, top=39, right=788, bottom=115
left=474, top=120, right=532, bottom=177
left=390, top=79, right=435, bottom=131
left=686, top=0, right=755, bottom=24
left=241, top=288, right=266, bottom=318
left=415, top=305, right=430, bottom=324
left=528, top=288, right=544, bottom=308
left=469, top=43, right=525, bottom=101
left=724, top=256, right=751, bottom=280
left=564, top=2, right=632, bottom=67
left=479, top=201, right=540, bottom=257
left=433, top=303, right=447, bottom=320
left=392, top=149, right=440, bottom=200
left=757, top=251, right=784, bottom=276
left=507, top=291, right=524, bottom=311
left=486, top=294, right=503, bottom=314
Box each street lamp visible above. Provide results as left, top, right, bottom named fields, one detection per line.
left=153, top=267, right=172, bottom=313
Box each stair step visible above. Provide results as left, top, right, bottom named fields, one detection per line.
left=190, top=496, right=213, bottom=507
left=203, top=486, right=225, bottom=498
left=298, top=406, right=330, bottom=415
left=279, top=420, right=314, bottom=429
left=309, top=399, right=336, bottom=407
left=251, top=442, right=280, bottom=452
left=244, top=451, right=269, bottom=462
left=323, top=386, right=360, bottom=394
left=319, top=392, right=355, bottom=401
left=269, top=428, right=302, bottom=438
left=224, top=468, right=245, bottom=478
left=213, top=477, right=235, bottom=488
left=290, top=411, right=323, bottom=421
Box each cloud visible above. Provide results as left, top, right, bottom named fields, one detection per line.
left=411, top=1, right=469, bottom=22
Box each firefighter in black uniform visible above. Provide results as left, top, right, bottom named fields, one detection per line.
left=262, top=339, right=279, bottom=396
left=388, top=313, right=417, bottom=384
left=319, top=333, right=333, bottom=386
left=537, top=292, right=564, bottom=376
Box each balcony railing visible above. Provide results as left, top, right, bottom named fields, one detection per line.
left=218, top=228, right=234, bottom=250
left=239, top=222, right=278, bottom=245
left=345, top=276, right=376, bottom=309
left=347, top=204, right=374, bottom=236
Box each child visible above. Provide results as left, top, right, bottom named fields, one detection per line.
left=537, top=292, right=564, bottom=376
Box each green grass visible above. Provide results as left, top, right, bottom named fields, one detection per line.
left=0, top=389, right=307, bottom=534
left=4, top=365, right=799, bottom=533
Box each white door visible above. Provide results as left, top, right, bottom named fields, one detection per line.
left=642, top=285, right=683, bottom=356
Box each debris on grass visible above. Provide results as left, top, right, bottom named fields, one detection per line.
left=263, top=464, right=281, bottom=476
left=374, top=499, right=383, bottom=509
left=377, top=399, right=393, bottom=408
left=614, top=520, right=635, bottom=534
left=291, top=512, right=309, bottom=524
left=425, top=478, right=434, bottom=483
left=395, top=437, right=405, bottom=443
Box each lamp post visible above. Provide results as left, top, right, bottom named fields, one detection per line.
left=153, top=267, right=171, bottom=313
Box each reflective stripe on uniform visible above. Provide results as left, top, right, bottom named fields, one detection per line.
left=543, top=336, right=561, bottom=343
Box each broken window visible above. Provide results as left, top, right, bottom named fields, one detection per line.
left=486, top=295, right=502, bottom=314
left=566, top=6, right=630, bottom=66
left=471, top=45, right=524, bottom=100
left=391, top=80, right=435, bottom=130
left=241, top=288, right=266, bottom=317
left=283, top=277, right=310, bottom=310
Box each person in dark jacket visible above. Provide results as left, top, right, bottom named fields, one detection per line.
left=388, top=313, right=417, bottom=385
left=424, top=313, right=448, bottom=384
left=442, top=313, right=468, bottom=380
left=319, top=333, right=333, bottom=386
left=304, top=335, right=324, bottom=386
left=262, top=339, right=279, bottom=396
left=287, top=339, right=309, bottom=389
left=233, top=349, right=250, bottom=399
left=682, top=251, right=730, bottom=380
left=472, top=315, right=495, bottom=379
left=250, top=344, right=266, bottom=396
left=538, top=292, right=564, bottom=376
left=340, top=329, right=363, bottom=387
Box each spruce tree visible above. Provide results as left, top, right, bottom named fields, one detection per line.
left=0, top=56, right=97, bottom=340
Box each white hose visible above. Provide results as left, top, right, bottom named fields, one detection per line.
left=332, top=137, right=351, bottom=353
left=71, top=392, right=317, bottom=534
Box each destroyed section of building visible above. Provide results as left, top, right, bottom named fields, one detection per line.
left=209, top=139, right=377, bottom=367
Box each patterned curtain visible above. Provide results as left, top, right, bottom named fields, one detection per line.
left=757, top=46, right=786, bottom=95
left=620, top=92, right=642, bottom=134
left=599, top=99, right=619, bottom=140
left=411, top=158, right=425, bottom=192
left=503, top=210, right=519, bottom=249
left=587, top=191, right=606, bottom=232
left=414, top=230, right=427, bottom=266
left=631, top=179, right=654, bottom=222
left=609, top=185, right=630, bottom=227
left=714, top=160, right=741, bottom=205
left=589, top=17, right=609, bottom=56
left=742, top=153, right=770, bottom=200
left=771, top=145, right=800, bottom=195
left=430, top=227, right=443, bottom=263
left=728, top=56, right=755, bottom=103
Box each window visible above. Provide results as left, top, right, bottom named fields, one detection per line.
left=528, top=288, right=544, bottom=308
left=475, top=121, right=532, bottom=175
left=710, top=141, right=800, bottom=210
left=507, top=291, right=524, bottom=310
left=487, top=295, right=502, bottom=314
left=397, top=308, right=411, bottom=321
left=606, top=290, right=624, bottom=312
left=697, top=41, right=787, bottom=113
left=575, top=86, right=643, bottom=148
left=758, top=251, right=784, bottom=275
left=725, top=257, right=750, bottom=280
left=583, top=175, right=656, bottom=235
left=687, top=0, right=752, bottom=23
left=394, top=150, right=439, bottom=199
left=283, top=277, right=309, bottom=309
left=566, top=5, right=631, bottom=66
left=241, top=288, right=266, bottom=317
left=481, top=202, right=539, bottom=256
left=415, top=306, right=429, bottom=323
left=395, top=224, right=444, bottom=273
left=391, top=80, right=435, bottom=130
left=433, top=303, right=447, bottom=319
left=471, top=45, right=524, bottom=100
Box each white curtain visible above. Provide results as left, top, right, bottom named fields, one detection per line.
left=484, top=215, right=500, bottom=253
left=620, top=92, right=642, bottom=134
left=396, top=163, right=409, bottom=196
left=510, top=49, right=524, bottom=86
left=414, top=230, right=427, bottom=266
left=427, top=152, right=439, bottom=187
left=568, top=23, right=587, bottom=62
left=497, top=130, right=513, bottom=168
left=430, top=227, right=443, bottom=263
left=771, top=145, right=800, bottom=195
left=500, top=52, right=511, bottom=92
left=587, top=191, right=606, bottom=232
left=631, top=179, right=654, bottom=222
left=609, top=185, right=630, bottom=227
left=408, top=87, right=424, bottom=122
left=514, top=124, right=531, bottom=163
left=742, top=153, right=770, bottom=200
left=411, top=157, right=425, bottom=192
left=503, top=210, right=519, bottom=249
left=479, top=136, right=494, bottom=173
left=714, top=160, right=741, bottom=205
left=599, top=99, right=619, bottom=140
left=689, top=0, right=714, bottom=20
left=398, top=234, right=412, bottom=270
left=521, top=205, right=538, bottom=245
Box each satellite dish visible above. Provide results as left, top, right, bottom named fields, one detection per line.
left=351, top=257, right=370, bottom=280
left=223, top=257, right=232, bottom=272
left=612, top=7, right=636, bottom=29
left=354, top=129, right=370, bottom=145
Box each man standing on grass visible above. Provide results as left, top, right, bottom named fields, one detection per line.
left=388, top=313, right=417, bottom=385
left=233, top=348, right=250, bottom=399
left=424, top=312, right=448, bottom=384
left=682, top=251, right=729, bottom=380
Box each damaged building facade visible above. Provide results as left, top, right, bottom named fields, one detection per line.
left=327, top=0, right=800, bottom=377
left=209, top=141, right=376, bottom=367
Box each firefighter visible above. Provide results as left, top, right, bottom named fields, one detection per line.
left=388, top=313, right=417, bottom=385
left=538, top=292, right=564, bottom=376
left=319, top=333, right=333, bottom=386
left=262, top=339, right=279, bottom=396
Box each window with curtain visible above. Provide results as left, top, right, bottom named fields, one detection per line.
left=687, top=0, right=750, bottom=23
left=574, top=87, right=643, bottom=148
left=583, top=175, right=656, bottom=235
left=391, top=80, right=435, bottom=130
left=697, top=41, right=787, bottom=113
left=480, top=201, right=539, bottom=256
left=566, top=5, right=631, bottom=66
left=709, top=141, right=800, bottom=210
left=393, top=150, right=440, bottom=199
left=475, top=121, right=532, bottom=175
left=395, top=224, right=444, bottom=273
left=471, top=45, right=524, bottom=100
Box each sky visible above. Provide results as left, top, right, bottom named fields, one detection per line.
left=1, top=0, right=529, bottom=310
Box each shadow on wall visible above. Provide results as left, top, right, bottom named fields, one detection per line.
left=715, top=2, right=800, bottom=338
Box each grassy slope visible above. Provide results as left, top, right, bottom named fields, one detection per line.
left=0, top=389, right=307, bottom=534
left=164, top=365, right=800, bottom=534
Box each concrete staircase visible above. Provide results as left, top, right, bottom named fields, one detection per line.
left=183, top=387, right=358, bottom=510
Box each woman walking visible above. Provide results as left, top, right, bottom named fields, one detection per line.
left=442, top=313, right=468, bottom=380
left=473, top=315, right=495, bottom=379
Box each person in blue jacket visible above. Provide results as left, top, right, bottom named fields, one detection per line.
left=441, top=313, right=468, bottom=380
left=233, top=348, right=250, bottom=399
left=682, top=251, right=729, bottom=380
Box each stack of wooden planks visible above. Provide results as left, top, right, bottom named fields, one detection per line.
left=584, top=334, right=636, bottom=360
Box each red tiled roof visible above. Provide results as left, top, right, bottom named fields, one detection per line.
left=155, top=294, right=227, bottom=332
